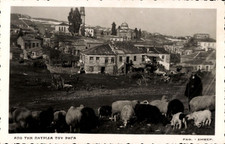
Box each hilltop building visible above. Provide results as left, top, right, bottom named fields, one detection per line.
left=55, top=22, right=70, bottom=34
left=193, top=33, right=210, bottom=40
left=116, top=22, right=135, bottom=41
left=197, top=39, right=216, bottom=51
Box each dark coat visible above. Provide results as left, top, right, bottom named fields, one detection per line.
left=185, top=74, right=203, bottom=101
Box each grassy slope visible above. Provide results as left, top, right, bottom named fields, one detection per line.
left=9, top=60, right=215, bottom=134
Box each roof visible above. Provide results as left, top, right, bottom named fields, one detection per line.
left=149, top=47, right=169, bottom=54
left=121, top=22, right=128, bottom=28
left=181, top=46, right=198, bottom=50
left=181, top=52, right=199, bottom=59
left=84, top=39, right=104, bottom=44
left=113, top=42, right=142, bottom=54
left=59, top=22, right=69, bottom=26
left=183, top=59, right=214, bottom=65
left=82, top=44, right=115, bottom=55
left=197, top=37, right=216, bottom=42
left=139, top=47, right=169, bottom=54
left=20, top=35, right=41, bottom=41
left=27, top=47, right=42, bottom=52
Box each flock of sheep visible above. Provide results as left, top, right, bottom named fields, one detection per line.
left=9, top=95, right=215, bottom=133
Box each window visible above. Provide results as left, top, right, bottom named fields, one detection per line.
left=119, top=56, right=122, bottom=62
left=105, top=57, right=108, bottom=64
left=134, top=56, right=136, bottom=61
left=162, top=55, right=164, bottom=60
left=32, top=43, right=35, bottom=47
left=111, top=57, right=114, bottom=63
left=142, top=55, right=145, bottom=62
left=96, top=57, right=100, bottom=61
left=89, top=66, right=94, bottom=72
left=25, top=43, right=28, bottom=48
left=89, top=57, right=94, bottom=63
left=90, top=57, right=94, bottom=60
left=36, top=43, right=39, bottom=47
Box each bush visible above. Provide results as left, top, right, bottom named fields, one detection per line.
left=33, top=60, right=47, bottom=68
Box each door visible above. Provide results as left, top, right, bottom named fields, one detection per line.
left=126, top=56, right=130, bottom=63
left=101, top=67, right=105, bottom=74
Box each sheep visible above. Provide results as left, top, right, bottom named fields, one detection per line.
left=120, top=104, right=135, bottom=127
left=150, top=95, right=169, bottom=114
left=166, top=99, right=184, bottom=120
left=65, top=105, right=84, bottom=133
left=80, top=107, right=98, bottom=133
left=98, top=105, right=112, bottom=119
left=31, top=111, right=41, bottom=120
left=134, top=104, right=166, bottom=124
left=170, top=112, right=187, bottom=129
left=140, top=100, right=149, bottom=104
left=11, top=107, right=40, bottom=133
left=9, top=122, right=20, bottom=133
left=111, top=100, right=139, bottom=121
left=39, top=107, right=54, bottom=132
left=52, top=110, right=68, bottom=133
left=186, top=109, right=211, bottom=128
left=12, top=108, right=32, bottom=129
left=189, top=96, right=215, bottom=112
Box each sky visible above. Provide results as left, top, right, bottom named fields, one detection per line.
left=11, top=7, right=216, bottom=38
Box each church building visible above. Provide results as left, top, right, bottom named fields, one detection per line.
left=117, top=22, right=135, bottom=41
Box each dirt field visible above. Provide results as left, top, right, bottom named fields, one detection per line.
left=9, top=60, right=215, bottom=134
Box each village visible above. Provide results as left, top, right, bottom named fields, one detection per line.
left=9, top=7, right=216, bottom=134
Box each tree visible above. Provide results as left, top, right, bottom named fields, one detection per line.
left=17, top=28, right=24, bottom=38
left=111, top=22, right=117, bottom=35
left=80, top=25, right=85, bottom=36
left=138, top=29, right=142, bottom=39
left=68, top=8, right=82, bottom=36
left=101, top=30, right=104, bottom=35
left=134, top=28, right=138, bottom=39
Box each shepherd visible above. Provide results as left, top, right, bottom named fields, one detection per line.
left=185, top=72, right=203, bottom=111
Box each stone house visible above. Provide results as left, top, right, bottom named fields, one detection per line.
left=17, top=35, right=42, bottom=50
left=134, top=44, right=171, bottom=70
left=55, top=22, right=70, bottom=34
left=80, top=44, right=116, bottom=74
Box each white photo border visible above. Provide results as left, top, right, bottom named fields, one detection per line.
left=0, top=0, right=224, bottom=143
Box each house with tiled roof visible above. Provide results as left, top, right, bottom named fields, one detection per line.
left=80, top=41, right=172, bottom=74
left=27, top=47, right=43, bottom=59
left=55, top=22, right=70, bottom=34
left=134, top=43, right=171, bottom=70
left=197, top=38, right=216, bottom=51
left=181, top=59, right=214, bottom=72
left=17, top=34, right=43, bottom=59
left=180, top=50, right=215, bottom=72
left=80, top=44, right=117, bottom=74
left=112, top=42, right=144, bottom=73
left=17, top=34, right=42, bottom=50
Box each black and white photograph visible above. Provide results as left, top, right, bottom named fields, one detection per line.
left=0, top=0, right=224, bottom=143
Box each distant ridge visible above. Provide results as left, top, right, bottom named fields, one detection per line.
left=32, top=17, right=65, bottom=23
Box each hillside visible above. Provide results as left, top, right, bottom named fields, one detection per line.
left=11, top=13, right=63, bottom=27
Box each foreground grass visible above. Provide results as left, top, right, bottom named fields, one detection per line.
left=9, top=60, right=215, bottom=134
